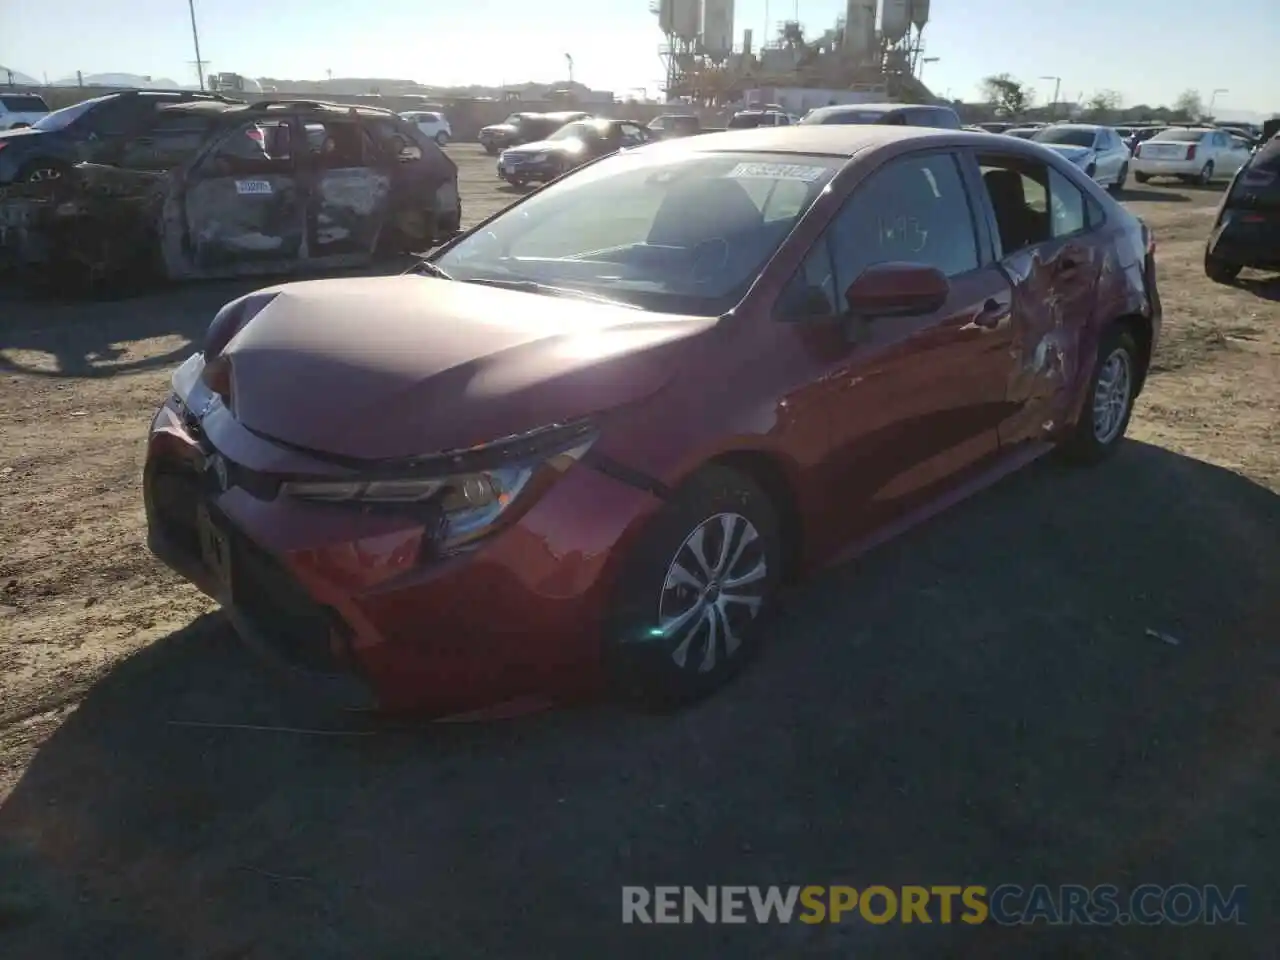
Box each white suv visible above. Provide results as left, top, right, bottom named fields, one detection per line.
left=401, top=110, right=451, bottom=145
left=0, top=92, right=50, bottom=130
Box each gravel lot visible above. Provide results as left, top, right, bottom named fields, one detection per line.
left=1, top=145, right=1277, bottom=958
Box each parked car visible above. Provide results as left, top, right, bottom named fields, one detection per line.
left=1131, top=127, right=1252, bottom=185
left=0, top=92, right=50, bottom=131
left=1004, top=127, right=1039, bottom=140
left=498, top=117, right=655, bottom=186
left=727, top=110, right=793, bottom=129
left=1031, top=124, right=1131, bottom=193
left=977, top=122, right=1018, bottom=134
left=0, top=99, right=460, bottom=287
left=144, top=126, right=1161, bottom=717
left=0, top=89, right=242, bottom=185
left=478, top=111, right=589, bottom=155
left=1204, top=134, right=1280, bottom=283
left=401, top=110, right=451, bottom=145
left=798, top=102, right=962, bottom=129
left=647, top=114, right=703, bottom=138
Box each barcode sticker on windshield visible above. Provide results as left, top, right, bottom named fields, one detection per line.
left=726, top=162, right=825, bottom=181
left=235, top=180, right=273, bottom=195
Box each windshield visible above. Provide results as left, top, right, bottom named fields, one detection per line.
left=433, top=150, right=839, bottom=316
left=1033, top=127, right=1097, bottom=147
left=1151, top=129, right=1205, bottom=142
left=518, top=118, right=562, bottom=140
left=32, top=96, right=108, bottom=132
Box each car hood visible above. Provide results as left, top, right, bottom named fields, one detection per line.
left=221, top=275, right=715, bottom=461
left=1039, top=143, right=1093, bottom=160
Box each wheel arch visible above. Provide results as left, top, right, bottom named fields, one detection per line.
left=1111, top=312, right=1154, bottom=392
left=703, top=449, right=806, bottom=584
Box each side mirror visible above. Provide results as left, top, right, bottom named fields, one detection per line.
left=844, top=262, right=950, bottom=319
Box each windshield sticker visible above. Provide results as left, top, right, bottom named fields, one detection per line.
left=726, top=162, right=826, bottom=182
left=235, top=179, right=273, bottom=196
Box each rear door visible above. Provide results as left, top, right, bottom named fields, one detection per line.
left=182, top=116, right=305, bottom=269
left=301, top=116, right=392, bottom=258
left=971, top=150, right=1107, bottom=446
left=366, top=115, right=453, bottom=247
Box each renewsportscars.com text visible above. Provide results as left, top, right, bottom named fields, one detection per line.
left=621, top=884, right=1248, bottom=926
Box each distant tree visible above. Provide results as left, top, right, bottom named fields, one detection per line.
left=1172, top=89, right=1203, bottom=121
left=1085, top=89, right=1124, bottom=122
left=981, top=74, right=1032, bottom=117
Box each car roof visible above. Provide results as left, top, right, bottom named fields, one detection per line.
left=638, top=125, right=1039, bottom=159
left=1044, top=123, right=1104, bottom=131
left=160, top=98, right=400, bottom=120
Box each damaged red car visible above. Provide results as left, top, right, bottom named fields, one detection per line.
left=144, top=126, right=1162, bottom=717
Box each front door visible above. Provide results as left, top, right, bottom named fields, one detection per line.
left=784, top=150, right=1018, bottom=548
left=974, top=152, right=1105, bottom=446
left=301, top=117, right=391, bottom=259
left=183, top=116, right=305, bottom=270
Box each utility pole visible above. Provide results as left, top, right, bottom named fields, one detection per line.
left=565, top=53, right=574, bottom=85
left=1208, top=88, right=1228, bottom=119
left=187, top=0, right=206, bottom=91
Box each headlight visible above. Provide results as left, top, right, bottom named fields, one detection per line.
left=280, top=422, right=598, bottom=547
left=171, top=351, right=218, bottom=418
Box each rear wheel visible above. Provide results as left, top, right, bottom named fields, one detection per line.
left=483, top=143, right=499, bottom=155
left=1197, top=161, right=1215, bottom=186
left=435, top=131, right=449, bottom=146
left=604, top=466, right=782, bottom=708
left=1060, top=325, right=1139, bottom=465
left=1204, top=251, right=1242, bottom=285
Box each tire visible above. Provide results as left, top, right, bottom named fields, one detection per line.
left=1204, top=251, right=1241, bottom=285
left=1060, top=325, right=1140, bottom=465
left=1134, top=172, right=1150, bottom=184
left=435, top=131, right=449, bottom=146
left=604, top=465, right=783, bottom=708
left=1197, top=161, right=1214, bottom=186
left=1085, top=164, right=1097, bottom=180
left=483, top=143, right=498, bottom=156
left=1109, top=164, right=1128, bottom=194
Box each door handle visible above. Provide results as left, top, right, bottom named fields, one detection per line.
left=971, top=298, right=1007, bottom=329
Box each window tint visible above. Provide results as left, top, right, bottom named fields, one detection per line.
left=978, top=156, right=1052, bottom=254
left=1, top=95, right=48, bottom=112
left=1047, top=168, right=1086, bottom=236
left=827, top=153, right=979, bottom=287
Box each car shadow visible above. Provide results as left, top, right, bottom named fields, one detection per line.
left=1, top=441, right=1277, bottom=959
left=1238, top=274, right=1280, bottom=301
left=497, top=183, right=538, bottom=195
left=0, top=259, right=417, bottom=379
left=1118, top=186, right=1192, bottom=202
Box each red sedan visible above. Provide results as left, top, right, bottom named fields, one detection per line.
left=144, top=126, right=1162, bottom=717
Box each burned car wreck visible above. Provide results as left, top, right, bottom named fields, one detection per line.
left=0, top=99, right=461, bottom=289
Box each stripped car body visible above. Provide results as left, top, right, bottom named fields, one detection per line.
left=0, top=99, right=460, bottom=285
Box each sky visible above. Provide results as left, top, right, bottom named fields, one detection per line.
left=2, top=0, right=1277, bottom=117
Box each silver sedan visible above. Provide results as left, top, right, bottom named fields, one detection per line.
left=1032, top=124, right=1132, bottom=193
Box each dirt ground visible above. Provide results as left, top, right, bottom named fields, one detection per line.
left=0, top=146, right=1277, bottom=958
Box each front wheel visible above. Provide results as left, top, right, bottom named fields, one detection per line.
left=604, top=465, right=782, bottom=708
left=1197, top=161, right=1215, bottom=186
left=483, top=143, right=499, bottom=155
left=1060, top=325, right=1139, bottom=465
left=1109, top=164, right=1128, bottom=194
left=435, top=131, right=449, bottom=146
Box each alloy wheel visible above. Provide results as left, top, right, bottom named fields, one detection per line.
left=25, top=166, right=61, bottom=183
left=1092, top=347, right=1133, bottom=445
left=656, top=512, right=768, bottom=674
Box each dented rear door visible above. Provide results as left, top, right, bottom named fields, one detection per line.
left=181, top=116, right=306, bottom=270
